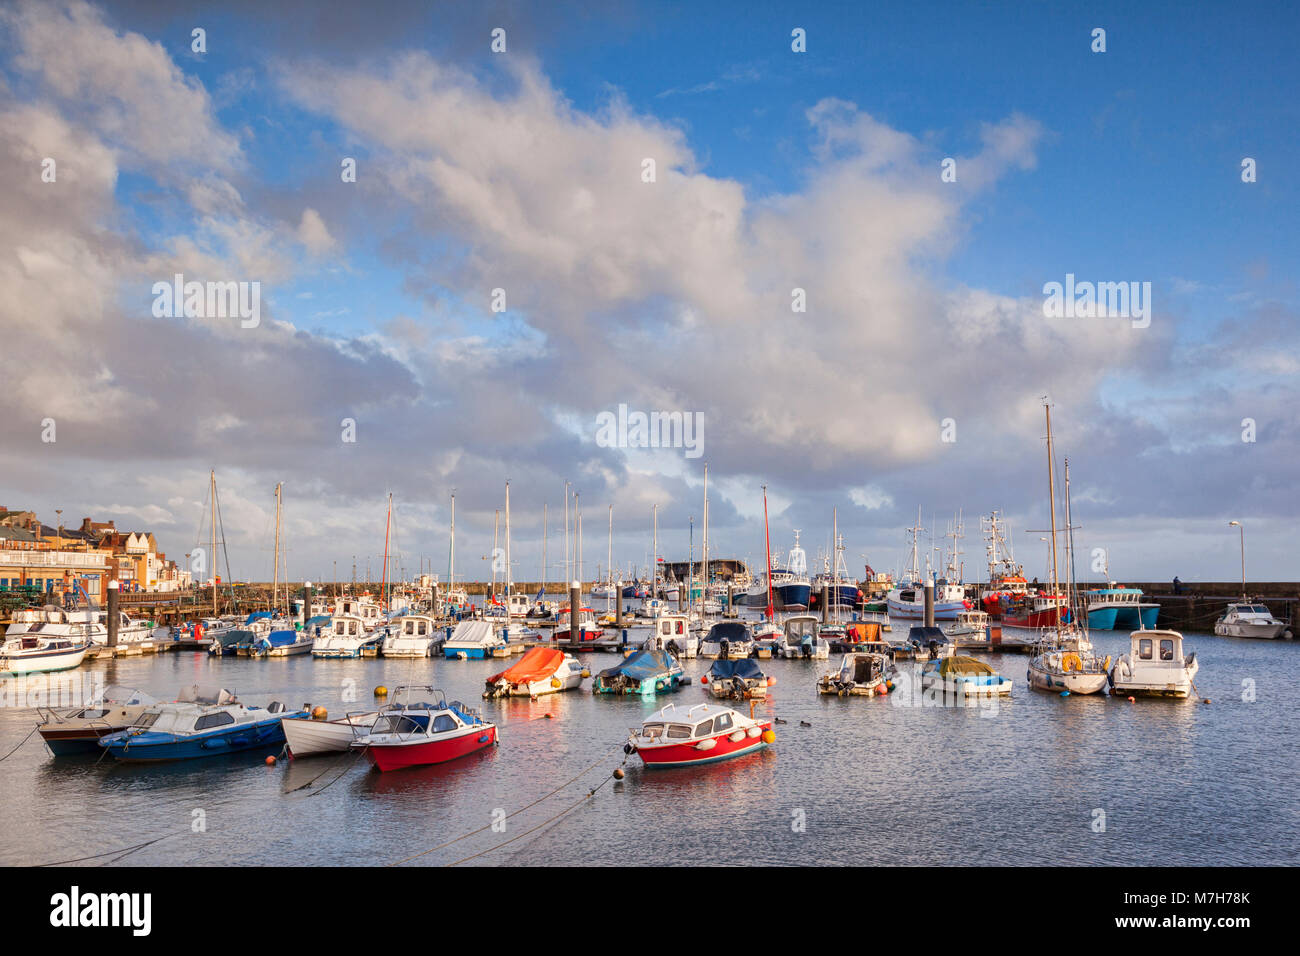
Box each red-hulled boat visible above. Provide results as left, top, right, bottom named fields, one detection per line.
left=1001, top=592, right=1071, bottom=628
left=351, top=686, right=496, bottom=772
left=625, top=702, right=773, bottom=769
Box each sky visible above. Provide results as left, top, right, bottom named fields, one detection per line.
left=1, top=0, right=1297, bottom=586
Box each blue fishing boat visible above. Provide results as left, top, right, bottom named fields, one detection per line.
left=98, top=686, right=304, bottom=762
left=1085, top=586, right=1159, bottom=630
left=592, top=647, right=685, bottom=696
left=238, top=627, right=314, bottom=657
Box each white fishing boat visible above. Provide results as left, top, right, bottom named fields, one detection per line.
left=649, top=612, right=698, bottom=658
left=381, top=614, right=444, bottom=657
left=1109, top=629, right=1199, bottom=699
left=816, top=652, right=896, bottom=696
left=1213, top=603, right=1288, bottom=639
left=943, top=609, right=990, bottom=647
left=282, top=710, right=381, bottom=757
left=483, top=647, right=587, bottom=698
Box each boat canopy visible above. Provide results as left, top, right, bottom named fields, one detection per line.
left=908, top=626, right=948, bottom=644
left=936, top=656, right=996, bottom=677
left=704, top=621, right=750, bottom=642
left=306, top=615, right=331, bottom=629
left=263, top=629, right=300, bottom=648
left=245, top=611, right=273, bottom=624
left=175, top=685, right=237, bottom=705
left=707, top=659, right=764, bottom=681
left=598, top=647, right=676, bottom=682
left=488, top=646, right=564, bottom=685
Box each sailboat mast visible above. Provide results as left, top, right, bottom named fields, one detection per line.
left=272, top=482, right=282, bottom=615
left=492, top=510, right=500, bottom=604
left=504, top=481, right=512, bottom=607
left=652, top=504, right=658, bottom=598
left=1045, top=402, right=1062, bottom=640
left=564, top=482, right=570, bottom=585
left=449, top=493, right=456, bottom=592
left=210, top=469, right=217, bottom=616
left=763, top=485, right=774, bottom=621
left=607, top=504, right=613, bottom=611
left=542, top=503, right=548, bottom=595
left=381, top=492, right=392, bottom=613
left=702, top=463, right=709, bottom=608
left=576, top=493, right=582, bottom=587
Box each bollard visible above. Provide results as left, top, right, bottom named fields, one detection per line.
left=569, top=580, right=582, bottom=644
left=924, top=580, right=935, bottom=628
left=107, top=580, right=120, bottom=647
left=615, top=582, right=623, bottom=629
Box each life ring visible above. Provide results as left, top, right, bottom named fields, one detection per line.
left=1061, top=652, right=1082, bottom=672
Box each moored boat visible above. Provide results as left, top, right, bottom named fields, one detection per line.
left=1213, top=603, right=1287, bottom=639
left=1086, top=585, right=1159, bottom=630
left=381, top=614, right=443, bottom=657
left=98, top=686, right=303, bottom=762
left=592, top=646, right=685, bottom=696
left=625, top=702, right=773, bottom=769
left=442, top=620, right=508, bottom=659
left=351, top=686, right=496, bottom=772
left=484, top=646, right=587, bottom=698
left=1108, top=629, right=1199, bottom=699
left=920, top=655, right=1012, bottom=697
left=698, top=620, right=754, bottom=660
left=0, top=633, right=90, bottom=676
left=37, top=686, right=159, bottom=755
left=778, top=614, right=830, bottom=659
left=312, top=614, right=385, bottom=658
left=281, top=709, right=381, bottom=757
left=816, top=652, right=896, bottom=696
left=705, top=658, right=768, bottom=700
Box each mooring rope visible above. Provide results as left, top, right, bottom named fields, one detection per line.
left=387, top=741, right=625, bottom=867
left=0, top=725, right=38, bottom=762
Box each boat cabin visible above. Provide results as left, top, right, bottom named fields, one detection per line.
left=1128, top=630, right=1190, bottom=666
left=338, top=598, right=383, bottom=627
left=636, top=702, right=739, bottom=742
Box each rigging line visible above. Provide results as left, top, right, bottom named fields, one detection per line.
left=214, top=480, right=236, bottom=609
left=36, top=833, right=176, bottom=868
left=0, top=725, right=39, bottom=762
left=445, top=754, right=627, bottom=867
left=387, top=742, right=625, bottom=867
left=297, top=746, right=369, bottom=798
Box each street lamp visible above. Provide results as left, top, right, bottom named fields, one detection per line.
left=1228, top=521, right=1245, bottom=600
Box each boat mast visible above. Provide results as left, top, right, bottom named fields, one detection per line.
left=763, top=485, right=775, bottom=621
left=606, top=504, right=613, bottom=611
left=492, top=509, right=500, bottom=605
left=210, top=469, right=217, bottom=616
left=449, top=492, right=456, bottom=593
left=832, top=506, right=839, bottom=622
left=702, top=463, right=709, bottom=610
left=504, top=481, right=512, bottom=609
left=381, top=492, right=392, bottom=613
left=652, top=504, right=659, bottom=599
left=564, top=481, right=570, bottom=585
left=576, top=492, right=582, bottom=587
left=541, top=502, right=548, bottom=598
left=1063, top=457, right=1079, bottom=628
left=1045, top=401, right=1062, bottom=642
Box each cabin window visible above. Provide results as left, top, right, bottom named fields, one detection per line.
left=641, top=723, right=664, bottom=740
left=1159, top=640, right=1174, bottom=661
left=675, top=621, right=684, bottom=634
left=194, top=711, right=235, bottom=731
left=432, top=714, right=457, bottom=732
left=714, top=713, right=733, bottom=732
left=1138, top=639, right=1153, bottom=660
left=661, top=622, right=671, bottom=636
left=666, top=724, right=692, bottom=739
left=418, top=622, right=427, bottom=636
left=695, top=719, right=715, bottom=737
left=133, top=713, right=159, bottom=729
left=349, top=622, right=359, bottom=636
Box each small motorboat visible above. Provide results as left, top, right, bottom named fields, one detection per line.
left=442, top=620, right=508, bottom=659
left=483, top=647, right=587, bottom=698
left=1213, top=603, right=1288, bottom=640
left=554, top=606, right=608, bottom=648
left=706, top=659, right=768, bottom=700
left=0, top=633, right=90, bottom=676
left=592, top=646, right=685, bottom=696
left=281, top=710, right=381, bottom=757
left=98, top=686, right=304, bottom=762
left=817, top=652, right=896, bottom=697
left=896, top=625, right=954, bottom=661
left=778, top=615, right=830, bottom=659
left=240, top=628, right=314, bottom=658
left=1109, top=629, right=1199, bottom=699
left=37, top=686, right=159, bottom=755
left=207, top=628, right=250, bottom=656
left=752, top=619, right=783, bottom=658
left=920, top=655, right=1012, bottom=698
left=625, top=702, right=773, bottom=769
left=351, top=686, right=497, bottom=772
left=699, top=620, right=754, bottom=660
left=381, top=614, right=444, bottom=657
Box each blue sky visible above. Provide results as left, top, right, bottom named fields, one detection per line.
left=2, top=0, right=1297, bottom=583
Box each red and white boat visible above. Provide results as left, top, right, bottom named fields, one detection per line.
left=351, top=686, right=497, bottom=772
left=1001, top=592, right=1071, bottom=628
left=978, top=512, right=1029, bottom=619
left=625, top=702, right=773, bottom=769
left=553, top=606, right=607, bottom=648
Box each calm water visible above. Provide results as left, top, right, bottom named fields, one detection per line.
left=2, top=613, right=1296, bottom=866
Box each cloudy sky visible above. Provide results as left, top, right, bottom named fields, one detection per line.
left=2, top=0, right=1297, bottom=586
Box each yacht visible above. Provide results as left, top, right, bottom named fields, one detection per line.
left=1213, top=602, right=1287, bottom=640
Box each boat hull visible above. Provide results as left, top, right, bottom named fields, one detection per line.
left=0, top=644, right=89, bottom=676
left=887, top=599, right=968, bottom=622
left=1026, top=664, right=1109, bottom=695
left=100, top=714, right=295, bottom=762
left=1214, top=621, right=1286, bottom=639
left=360, top=725, right=496, bottom=771
left=634, top=721, right=772, bottom=768
left=282, top=713, right=377, bottom=757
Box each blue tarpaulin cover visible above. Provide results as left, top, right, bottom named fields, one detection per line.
left=264, top=629, right=300, bottom=647
left=598, top=647, right=676, bottom=682
left=708, top=659, right=764, bottom=680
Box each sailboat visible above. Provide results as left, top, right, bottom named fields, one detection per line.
left=750, top=486, right=783, bottom=647
left=443, top=493, right=470, bottom=616
left=1026, top=404, right=1109, bottom=695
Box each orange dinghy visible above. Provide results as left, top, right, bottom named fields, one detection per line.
left=483, top=646, right=587, bottom=698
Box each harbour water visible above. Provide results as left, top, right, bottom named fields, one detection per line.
left=1, top=612, right=1296, bottom=866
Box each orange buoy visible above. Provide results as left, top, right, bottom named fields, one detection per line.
left=700, top=676, right=708, bottom=684
left=311, top=706, right=328, bottom=720
left=766, top=676, right=776, bottom=686
left=374, top=685, right=388, bottom=698
left=1127, top=696, right=1135, bottom=702
left=761, top=729, right=776, bottom=744
left=265, top=755, right=276, bottom=766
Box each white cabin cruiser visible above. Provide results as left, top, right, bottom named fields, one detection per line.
left=1213, top=603, right=1287, bottom=640
left=381, top=614, right=444, bottom=657
left=442, top=620, right=508, bottom=659
left=779, top=614, right=830, bottom=660
left=651, top=613, right=697, bottom=659
left=0, top=632, right=90, bottom=675
left=698, top=621, right=753, bottom=660
left=1109, top=629, right=1199, bottom=699
left=312, top=614, right=383, bottom=658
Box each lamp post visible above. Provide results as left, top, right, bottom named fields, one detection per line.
left=1229, top=521, right=1245, bottom=600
